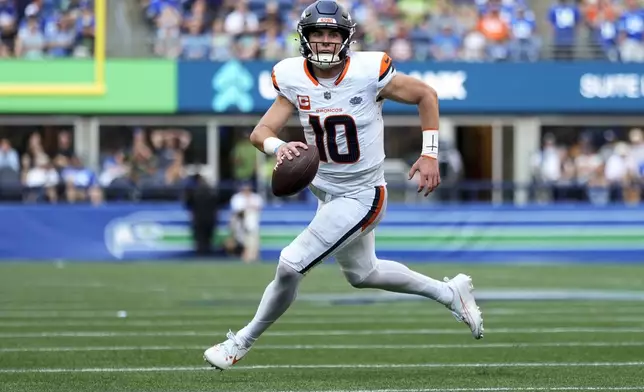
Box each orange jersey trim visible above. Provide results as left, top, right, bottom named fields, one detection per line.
left=303, top=59, right=319, bottom=86
left=362, top=185, right=386, bottom=230
left=334, top=57, right=351, bottom=86
left=271, top=70, right=280, bottom=91
left=379, top=53, right=393, bottom=81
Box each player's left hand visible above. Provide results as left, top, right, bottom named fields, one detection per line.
left=408, top=156, right=441, bottom=196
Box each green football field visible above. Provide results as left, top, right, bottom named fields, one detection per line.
left=1, top=262, right=643, bottom=392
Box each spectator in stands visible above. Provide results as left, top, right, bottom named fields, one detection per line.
left=74, top=2, right=95, bottom=57
left=130, top=128, right=160, bottom=186
left=183, top=0, right=208, bottom=29
left=531, top=133, right=564, bottom=202
left=45, top=11, right=76, bottom=57
left=406, top=16, right=430, bottom=60
left=235, top=28, right=260, bottom=60
left=150, top=128, right=191, bottom=185
left=0, top=137, right=19, bottom=173
left=461, top=26, right=487, bottom=61
left=154, top=1, right=182, bottom=58
left=573, top=134, right=603, bottom=201
left=431, top=23, right=462, bottom=61
left=604, top=141, right=637, bottom=202
left=260, top=21, right=285, bottom=60
left=548, top=0, right=582, bottom=61
left=432, top=1, right=461, bottom=35
left=259, top=1, right=282, bottom=32
left=99, top=149, right=130, bottom=188
left=21, top=132, right=48, bottom=179
left=61, top=155, right=102, bottom=205
left=0, top=0, right=17, bottom=58
left=455, top=2, right=479, bottom=33
left=15, top=13, right=45, bottom=58
left=181, top=18, right=210, bottom=59
left=478, top=3, right=510, bottom=61
left=629, top=128, right=644, bottom=180
left=509, top=4, right=540, bottom=61
left=617, top=0, right=644, bottom=62
left=368, top=25, right=392, bottom=53
left=209, top=18, right=232, bottom=60
left=52, top=130, right=74, bottom=171
left=389, top=19, right=413, bottom=61
left=24, top=154, right=59, bottom=204
left=584, top=0, right=619, bottom=61
left=598, top=129, right=617, bottom=161
left=224, top=0, right=258, bottom=36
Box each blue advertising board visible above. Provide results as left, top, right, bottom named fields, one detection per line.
left=177, top=60, right=644, bottom=115
left=1, top=204, right=643, bottom=262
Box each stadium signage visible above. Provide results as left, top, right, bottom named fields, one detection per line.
left=0, top=60, right=176, bottom=114
left=1, top=204, right=644, bottom=261
left=406, top=71, right=468, bottom=101
left=580, top=73, right=644, bottom=99
left=174, top=61, right=644, bottom=115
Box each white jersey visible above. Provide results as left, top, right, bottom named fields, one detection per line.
left=271, top=51, right=397, bottom=196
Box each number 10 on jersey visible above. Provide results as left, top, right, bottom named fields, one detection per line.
left=308, top=114, right=360, bottom=164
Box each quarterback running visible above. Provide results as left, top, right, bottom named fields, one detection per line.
left=204, top=0, right=484, bottom=370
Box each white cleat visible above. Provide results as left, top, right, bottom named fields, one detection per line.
left=444, top=273, right=484, bottom=339
left=203, top=330, right=251, bottom=371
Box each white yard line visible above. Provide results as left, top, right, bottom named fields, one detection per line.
left=1, top=307, right=644, bottom=319
left=1, top=327, right=643, bottom=338
left=2, top=316, right=644, bottom=328
left=1, top=341, right=644, bottom=353
left=0, top=362, right=643, bottom=374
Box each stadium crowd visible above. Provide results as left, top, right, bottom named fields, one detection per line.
left=0, top=127, right=194, bottom=204
left=532, top=127, right=644, bottom=204
left=142, top=0, right=644, bottom=62
left=0, top=0, right=95, bottom=58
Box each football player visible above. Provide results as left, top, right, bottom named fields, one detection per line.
left=204, top=0, right=484, bottom=370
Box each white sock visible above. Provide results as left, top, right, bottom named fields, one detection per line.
left=235, top=263, right=302, bottom=348
left=356, top=259, right=454, bottom=306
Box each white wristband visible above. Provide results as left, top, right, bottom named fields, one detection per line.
left=421, top=130, right=439, bottom=160
left=263, top=137, right=286, bottom=155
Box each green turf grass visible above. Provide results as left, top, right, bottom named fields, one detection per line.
left=1, top=262, right=643, bottom=392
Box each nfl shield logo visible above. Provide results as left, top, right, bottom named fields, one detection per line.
left=324, top=91, right=332, bottom=100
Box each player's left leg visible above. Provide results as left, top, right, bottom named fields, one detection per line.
left=203, top=192, right=383, bottom=370
left=335, top=217, right=484, bottom=339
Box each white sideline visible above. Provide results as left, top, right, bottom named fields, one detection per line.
left=1, top=327, right=644, bottom=338
left=1, top=362, right=644, bottom=374
left=2, top=341, right=644, bottom=353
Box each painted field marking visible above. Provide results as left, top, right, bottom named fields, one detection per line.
left=1, top=341, right=644, bottom=353
left=1, top=327, right=643, bottom=339
left=1, top=362, right=643, bottom=374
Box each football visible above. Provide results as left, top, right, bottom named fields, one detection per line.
left=272, top=144, right=319, bottom=197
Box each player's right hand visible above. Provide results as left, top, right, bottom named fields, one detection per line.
left=276, top=142, right=308, bottom=165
